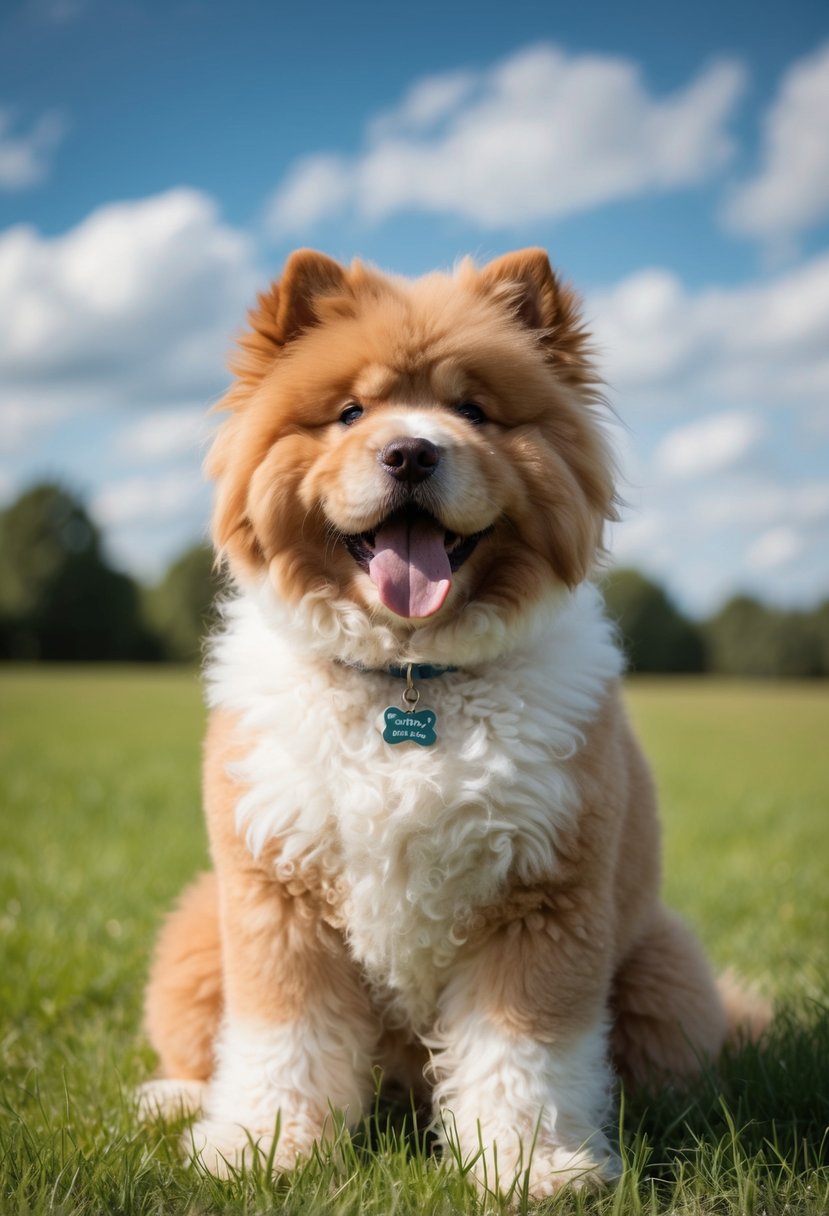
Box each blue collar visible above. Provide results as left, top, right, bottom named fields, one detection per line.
left=386, top=663, right=458, bottom=680
left=337, top=659, right=460, bottom=681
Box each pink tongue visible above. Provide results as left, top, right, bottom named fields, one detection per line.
left=369, top=516, right=452, bottom=619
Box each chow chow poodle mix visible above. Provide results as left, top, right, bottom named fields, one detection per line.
left=140, top=248, right=761, bottom=1196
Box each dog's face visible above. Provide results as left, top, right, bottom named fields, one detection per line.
left=207, top=249, right=615, bottom=660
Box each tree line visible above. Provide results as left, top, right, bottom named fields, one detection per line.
left=0, top=484, right=221, bottom=663
left=1, top=483, right=827, bottom=676
left=602, top=567, right=829, bottom=678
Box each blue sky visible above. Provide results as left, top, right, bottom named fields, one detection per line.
left=1, top=0, right=828, bottom=615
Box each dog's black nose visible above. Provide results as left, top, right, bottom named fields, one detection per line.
left=379, top=437, right=440, bottom=484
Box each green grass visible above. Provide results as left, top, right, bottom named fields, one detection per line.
left=0, top=668, right=827, bottom=1215
left=624, top=680, right=829, bottom=999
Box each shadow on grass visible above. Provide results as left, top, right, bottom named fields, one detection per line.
left=623, top=1001, right=829, bottom=1165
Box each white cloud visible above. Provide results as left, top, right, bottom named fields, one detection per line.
left=593, top=250, right=829, bottom=613
left=268, top=155, right=353, bottom=233
left=0, top=397, right=69, bottom=452
left=746, top=526, right=804, bottom=571
left=267, top=44, right=744, bottom=233
left=91, top=469, right=204, bottom=528
left=0, top=188, right=259, bottom=439
left=592, top=269, right=699, bottom=387
left=723, top=42, right=829, bottom=244
left=608, top=474, right=829, bottom=613
left=114, top=406, right=213, bottom=463
left=0, top=106, right=66, bottom=190
left=0, top=189, right=260, bottom=576
left=696, top=480, right=829, bottom=530
left=0, top=188, right=253, bottom=367
left=654, top=412, right=766, bottom=479
left=590, top=250, right=829, bottom=411
left=606, top=511, right=669, bottom=565
left=369, top=71, right=476, bottom=139
left=797, top=483, right=829, bottom=520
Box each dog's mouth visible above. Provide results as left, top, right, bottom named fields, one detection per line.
left=340, top=505, right=492, bottom=620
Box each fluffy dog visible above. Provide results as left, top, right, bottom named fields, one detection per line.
left=142, top=249, right=753, bottom=1195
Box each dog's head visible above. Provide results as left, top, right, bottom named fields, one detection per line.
left=207, top=249, right=616, bottom=665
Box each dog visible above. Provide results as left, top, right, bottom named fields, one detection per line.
left=140, top=248, right=760, bottom=1196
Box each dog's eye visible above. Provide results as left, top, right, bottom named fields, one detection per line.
left=339, top=403, right=364, bottom=426
left=454, top=401, right=487, bottom=426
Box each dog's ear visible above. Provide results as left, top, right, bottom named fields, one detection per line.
left=274, top=249, right=350, bottom=342
left=478, top=248, right=594, bottom=387
left=228, top=250, right=350, bottom=389
left=478, top=248, right=559, bottom=329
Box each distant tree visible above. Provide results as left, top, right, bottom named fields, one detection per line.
left=803, top=600, right=829, bottom=676
left=144, top=542, right=224, bottom=662
left=704, top=595, right=823, bottom=678
left=0, top=483, right=161, bottom=660
left=602, top=567, right=706, bottom=673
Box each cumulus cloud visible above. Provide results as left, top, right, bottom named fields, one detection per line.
left=590, top=249, right=829, bottom=411
left=607, top=472, right=829, bottom=612
left=0, top=188, right=259, bottom=432
left=592, top=249, right=829, bottom=612
left=0, top=188, right=260, bottom=571
left=0, top=397, right=70, bottom=453
left=369, top=71, right=477, bottom=139
left=114, top=406, right=213, bottom=463
left=91, top=469, right=205, bottom=528
left=723, top=42, right=829, bottom=244
left=654, top=412, right=766, bottom=479
left=267, top=43, right=745, bottom=233
left=746, top=526, right=804, bottom=571
left=696, top=481, right=829, bottom=530
left=0, top=106, right=66, bottom=190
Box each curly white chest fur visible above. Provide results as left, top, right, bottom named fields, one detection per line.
left=206, top=585, right=621, bottom=1025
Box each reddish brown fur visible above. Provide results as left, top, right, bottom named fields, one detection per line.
left=144, top=871, right=222, bottom=1081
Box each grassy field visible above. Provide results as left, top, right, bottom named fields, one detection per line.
left=0, top=668, right=827, bottom=1215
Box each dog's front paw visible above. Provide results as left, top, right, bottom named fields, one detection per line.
left=461, top=1127, right=620, bottom=1199
left=518, top=1137, right=621, bottom=1198
left=185, top=1107, right=326, bottom=1178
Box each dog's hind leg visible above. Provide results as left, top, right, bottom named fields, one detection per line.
left=609, top=904, right=729, bottom=1090
left=142, top=870, right=223, bottom=1106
